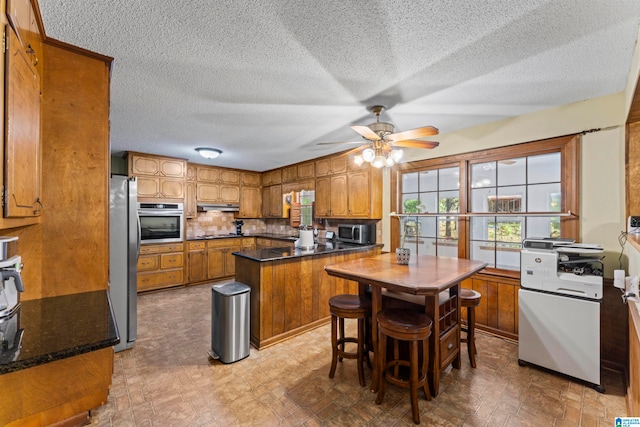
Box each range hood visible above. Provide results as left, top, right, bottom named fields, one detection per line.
left=197, top=203, right=240, bottom=212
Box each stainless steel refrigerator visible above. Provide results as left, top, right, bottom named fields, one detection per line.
left=109, top=175, right=139, bottom=352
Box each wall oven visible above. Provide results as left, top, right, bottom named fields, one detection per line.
left=137, top=202, right=184, bottom=244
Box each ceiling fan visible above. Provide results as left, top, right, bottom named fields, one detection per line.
left=318, top=105, right=439, bottom=168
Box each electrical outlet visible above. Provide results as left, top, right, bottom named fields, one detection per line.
left=628, top=216, right=640, bottom=234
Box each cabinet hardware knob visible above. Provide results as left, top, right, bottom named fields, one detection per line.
left=447, top=343, right=453, bottom=350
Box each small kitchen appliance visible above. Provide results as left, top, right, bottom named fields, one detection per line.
left=296, top=229, right=315, bottom=249
left=233, top=220, right=244, bottom=235
left=0, top=236, right=24, bottom=319
left=337, top=224, right=376, bottom=244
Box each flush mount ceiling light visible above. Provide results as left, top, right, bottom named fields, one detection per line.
left=195, top=147, right=222, bottom=159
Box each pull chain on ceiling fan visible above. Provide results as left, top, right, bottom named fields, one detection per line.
left=318, top=105, right=440, bottom=168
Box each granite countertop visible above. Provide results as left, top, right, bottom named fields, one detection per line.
left=0, top=290, right=119, bottom=374
left=233, top=241, right=382, bottom=262
left=187, top=233, right=298, bottom=242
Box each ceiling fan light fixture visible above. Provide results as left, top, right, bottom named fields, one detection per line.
left=362, top=148, right=375, bottom=162
left=390, top=148, right=403, bottom=162
left=196, top=147, right=222, bottom=159
left=353, top=155, right=364, bottom=166
left=371, top=155, right=386, bottom=169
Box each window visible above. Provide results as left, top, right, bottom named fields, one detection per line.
left=392, top=135, right=579, bottom=273
left=400, top=167, right=460, bottom=257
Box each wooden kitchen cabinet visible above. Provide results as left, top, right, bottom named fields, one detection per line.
left=314, top=168, right=381, bottom=219
left=241, top=171, right=261, bottom=187
left=7, top=0, right=44, bottom=82
left=238, top=186, right=262, bottom=218
left=4, top=27, right=42, bottom=219
left=137, top=243, right=185, bottom=292
left=315, top=156, right=347, bottom=176
left=206, top=239, right=241, bottom=280
left=196, top=182, right=240, bottom=204
left=128, top=153, right=186, bottom=202
left=262, top=169, right=282, bottom=186
left=185, top=181, right=197, bottom=218
left=187, top=241, right=207, bottom=282
left=196, top=166, right=240, bottom=184
left=241, top=237, right=256, bottom=251
left=262, top=184, right=282, bottom=218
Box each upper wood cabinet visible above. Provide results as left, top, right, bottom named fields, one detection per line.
left=282, top=162, right=315, bottom=183
left=196, top=183, right=240, bottom=204
left=186, top=164, right=197, bottom=182
left=185, top=181, right=197, bottom=218
left=4, top=27, right=41, bottom=218
left=314, top=169, right=381, bottom=219
left=262, top=169, right=282, bottom=186
left=262, top=185, right=282, bottom=218
left=241, top=171, right=261, bottom=187
left=127, top=153, right=186, bottom=201
left=197, top=166, right=240, bottom=184
left=238, top=186, right=262, bottom=218
left=315, top=156, right=347, bottom=177
left=7, top=0, right=43, bottom=83
left=129, top=154, right=185, bottom=178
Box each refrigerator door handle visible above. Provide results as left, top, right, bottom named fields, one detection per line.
left=136, top=212, right=141, bottom=260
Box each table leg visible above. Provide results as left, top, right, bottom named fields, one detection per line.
left=424, top=295, right=440, bottom=397
left=370, top=286, right=382, bottom=393
left=452, top=284, right=462, bottom=369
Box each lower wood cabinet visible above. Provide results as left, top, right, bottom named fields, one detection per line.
left=137, top=243, right=185, bottom=292
left=187, top=238, right=248, bottom=283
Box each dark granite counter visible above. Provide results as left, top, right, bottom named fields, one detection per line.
left=187, top=232, right=299, bottom=242
left=233, top=241, right=382, bottom=262
left=0, top=290, right=119, bottom=374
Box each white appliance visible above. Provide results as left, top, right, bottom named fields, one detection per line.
left=110, top=176, right=140, bottom=352
left=518, top=238, right=604, bottom=392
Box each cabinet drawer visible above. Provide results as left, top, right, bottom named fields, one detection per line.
left=256, top=238, right=271, bottom=247
left=207, top=238, right=237, bottom=248
left=138, top=254, right=159, bottom=271
left=140, top=243, right=184, bottom=254
left=161, top=253, right=183, bottom=269
left=137, top=271, right=164, bottom=290
left=241, top=238, right=255, bottom=246
left=189, top=241, right=206, bottom=250
left=163, top=269, right=184, bottom=285
left=439, top=326, right=459, bottom=368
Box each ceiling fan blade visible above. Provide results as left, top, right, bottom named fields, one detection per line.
left=392, top=140, right=439, bottom=149
left=388, top=126, right=439, bottom=141
left=351, top=125, right=381, bottom=140
left=317, top=140, right=366, bottom=146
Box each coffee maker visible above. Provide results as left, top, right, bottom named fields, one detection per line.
left=233, top=220, right=244, bottom=236
left=0, top=236, right=24, bottom=318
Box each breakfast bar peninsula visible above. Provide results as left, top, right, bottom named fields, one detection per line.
left=233, top=242, right=381, bottom=349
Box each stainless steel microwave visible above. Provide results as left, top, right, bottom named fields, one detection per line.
left=337, top=224, right=375, bottom=245
left=137, top=203, right=184, bottom=244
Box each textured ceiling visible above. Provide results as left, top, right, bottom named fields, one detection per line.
left=39, top=0, right=640, bottom=171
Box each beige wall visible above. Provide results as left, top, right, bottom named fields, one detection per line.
left=382, top=92, right=629, bottom=278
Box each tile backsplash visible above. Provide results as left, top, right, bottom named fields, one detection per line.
left=186, top=212, right=381, bottom=242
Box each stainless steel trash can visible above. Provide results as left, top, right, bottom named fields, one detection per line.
left=210, top=282, right=251, bottom=363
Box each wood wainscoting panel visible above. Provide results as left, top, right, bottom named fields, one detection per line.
left=0, top=348, right=113, bottom=427
left=627, top=121, right=640, bottom=217
left=236, top=246, right=380, bottom=349
left=629, top=302, right=640, bottom=416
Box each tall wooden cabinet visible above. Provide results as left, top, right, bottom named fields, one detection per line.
left=238, top=171, right=261, bottom=218
left=4, top=2, right=42, bottom=219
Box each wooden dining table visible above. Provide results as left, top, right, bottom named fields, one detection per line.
left=324, top=252, right=487, bottom=396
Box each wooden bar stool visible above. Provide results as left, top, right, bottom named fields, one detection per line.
left=328, top=294, right=372, bottom=387
left=460, top=288, right=482, bottom=368
left=375, top=308, right=432, bottom=425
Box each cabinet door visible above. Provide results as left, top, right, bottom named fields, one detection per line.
left=188, top=249, right=207, bottom=282
left=138, top=254, right=159, bottom=271
left=196, top=183, right=220, bottom=202
left=129, top=155, right=160, bottom=176
left=262, top=186, right=270, bottom=218
left=4, top=28, right=41, bottom=218
left=136, top=176, right=160, bottom=198
left=282, top=165, right=297, bottom=183
left=159, top=177, right=185, bottom=199
left=298, top=162, right=315, bottom=180
left=268, top=185, right=282, bottom=217
left=159, top=158, right=185, bottom=177
left=185, top=181, right=197, bottom=218
left=207, top=248, right=225, bottom=279
left=314, top=177, right=331, bottom=217
left=329, top=175, right=348, bottom=217
left=219, top=169, right=240, bottom=184
left=238, top=186, right=262, bottom=218
left=160, top=252, right=183, bottom=269
left=186, top=164, right=197, bottom=181
left=241, top=171, right=261, bottom=187
left=347, top=171, right=370, bottom=217
left=197, top=166, right=221, bottom=182
left=219, top=185, right=240, bottom=203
